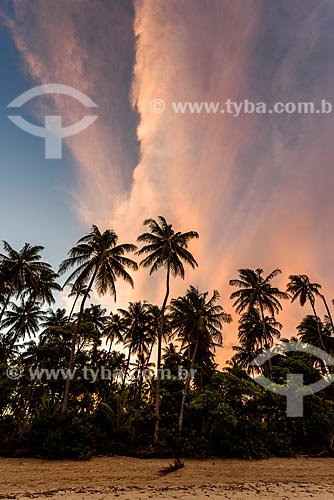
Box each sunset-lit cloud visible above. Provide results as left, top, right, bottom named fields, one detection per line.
left=3, top=0, right=334, bottom=362
left=2, top=0, right=139, bottom=223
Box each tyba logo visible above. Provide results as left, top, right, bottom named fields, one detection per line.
left=7, top=84, right=98, bottom=159
left=250, top=341, right=334, bottom=417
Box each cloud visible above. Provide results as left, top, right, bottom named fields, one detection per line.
left=130, top=0, right=334, bottom=354
left=3, top=0, right=334, bottom=363
left=3, top=0, right=139, bottom=224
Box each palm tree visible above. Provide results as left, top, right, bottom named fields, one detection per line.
left=320, top=294, right=334, bottom=336
left=286, top=275, right=327, bottom=351
left=0, top=268, right=9, bottom=307
left=169, top=286, right=231, bottom=431
left=1, top=300, right=45, bottom=343
left=136, top=216, right=199, bottom=441
left=118, top=301, right=152, bottom=390
left=230, top=342, right=261, bottom=374
left=162, top=343, right=184, bottom=371
left=297, top=315, right=333, bottom=350
left=130, top=352, right=155, bottom=402
left=23, top=268, right=61, bottom=306
left=145, top=304, right=163, bottom=367
left=74, top=304, right=107, bottom=355
left=297, top=315, right=334, bottom=373
left=103, top=312, right=126, bottom=352
left=235, top=308, right=282, bottom=375
left=58, top=225, right=138, bottom=413
left=230, top=268, right=288, bottom=374
left=238, top=308, right=282, bottom=352
left=67, top=282, right=91, bottom=322
left=0, top=242, right=53, bottom=321
left=82, top=304, right=107, bottom=332
left=42, top=308, right=68, bottom=327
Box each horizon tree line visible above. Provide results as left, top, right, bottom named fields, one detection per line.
left=1, top=216, right=334, bottom=442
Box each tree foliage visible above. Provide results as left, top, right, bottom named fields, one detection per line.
left=0, top=226, right=334, bottom=459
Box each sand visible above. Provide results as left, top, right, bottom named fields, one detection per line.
left=0, top=455, right=334, bottom=499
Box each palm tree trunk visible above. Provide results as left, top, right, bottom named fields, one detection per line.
left=62, top=268, right=98, bottom=414
left=259, top=301, right=272, bottom=376
left=310, top=299, right=327, bottom=352
left=154, top=262, right=170, bottom=443
left=321, top=294, right=334, bottom=336
left=179, top=335, right=199, bottom=432
left=68, top=292, right=79, bottom=322
left=146, top=335, right=155, bottom=366
left=134, top=352, right=146, bottom=404
left=121, top=344, right=132, bottom=391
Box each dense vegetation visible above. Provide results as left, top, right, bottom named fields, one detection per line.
left=1, top=217, right=334, bottom=459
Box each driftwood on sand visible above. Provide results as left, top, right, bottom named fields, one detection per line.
left=159, top=458, right=185, bottom=475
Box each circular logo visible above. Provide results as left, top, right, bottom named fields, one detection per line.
left=150, top=99, right=166, bottom=113
left=6, top=366, right=23, bottom=380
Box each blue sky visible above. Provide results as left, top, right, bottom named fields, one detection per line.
left=0, top=21, right=86, bottom=272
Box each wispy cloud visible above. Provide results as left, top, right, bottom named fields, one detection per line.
left=3, top=0, right=139, bottom=224
left=3, top=0, right=334, bottom=362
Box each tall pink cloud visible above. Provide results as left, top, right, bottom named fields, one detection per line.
left=130, top=0, right=334, bottom=361
left=3, top=0, right=334, bottom=363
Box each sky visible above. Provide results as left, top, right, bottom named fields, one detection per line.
left=1, top=0, right=334, bottom=362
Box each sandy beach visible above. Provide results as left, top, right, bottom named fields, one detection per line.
left=0, top=456, right=333, bottom=499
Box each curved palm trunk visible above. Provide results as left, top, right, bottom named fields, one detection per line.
left=147, top=339, right=154, bottom=367
left=62, top=268, right=98, bottom=414
left=154, top=263, right=170, bottom=443
left=179, top=334, right=199, bottom=432
left=68, top=292, right=79, bottom=323
left=259, top=301, right=272, bottom=376
left=310, top=298, right=327, bottom=353
left=321, top=294, right=334, bottom=337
